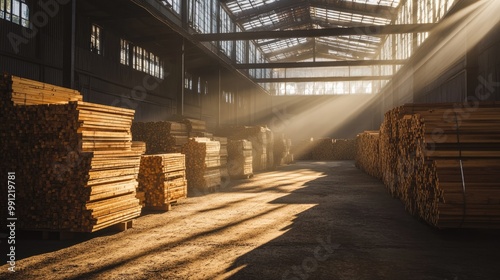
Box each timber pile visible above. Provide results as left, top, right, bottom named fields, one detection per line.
left=217, top=125, right=268, bottom=171
left=274, top=134, right=286, bottom=166
left=355, top=131, right=381, bottom=179
left=0, top=74, right=142, bottom=232
left=284, top=139, right=294, bottom=164
left=131, top=121, right=188, bottom=154
left=182, top=137, right=221, bottom=193
left=358, top=102, right=500, bottom=228
left=138, top=153, right=187, bottom=210
left=293, top=139, right=314, bottom=160
left=214, top=136, right=229, bottom=183
left=228, top=140, right=253, bottom=178
left=183, top=118, right=207, bottom=137
left=265, top=128, right=275, bottom=168
left=131, top=141, right=147, bottom=154
left=9, top=75, right=82, bottom=105
left=301, top=138, right=356, bottom=161
left=332, top=139, right=356, bottom=160
left=311, top=139, right=334, bottom=160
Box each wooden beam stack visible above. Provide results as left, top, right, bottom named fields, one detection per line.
left=183, top=118, right=207, bottom=137
left=358, top=102, right=500, bottom=228
left=131, top=121, right=188, bottom=154
left=332, top=139, right=357, bottom=160
left=182, top=137, right=221, bottom=193
left=0, top=74, right=142, bottom=232
left=214, top=136, right=229, bottom=183
left=138, top=153, right=187, bottom=210
left=228, top=140, right=253, bottom=178
left=217, top=125, right=268, bottom=171
left=293, top=139, right=314, bottom=160
left=265, top=128, right=275, bottom=168
left=355, top=131, right=381, bottom=179
left=311, top=139, right=335, bottom=160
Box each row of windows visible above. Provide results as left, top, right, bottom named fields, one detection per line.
left=160, top=0, right=270, bottom=74
left=91, top=24, right=164, bottom=79
left=185, top=73, right=208, bottom=95
left=0, top=0, right=29, bottom=28
left=378, top=0, right=456, bottom=77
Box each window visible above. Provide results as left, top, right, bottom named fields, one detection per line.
left=220, top=7, right=233, bottom=57
left=161, top=0, right=181, bottom=14
left=90, top=24, right=102, bottom=54
left=133, top=45, right=164, bottom=79
left=223, top=91, right=234, bottom=103
left=1, top=0, right=29, bottom=28
left=197, top=77, right=201, bottom=94
left=185, top=73, right=193, bottom=90
left=120, top=39, right=130, bottom=66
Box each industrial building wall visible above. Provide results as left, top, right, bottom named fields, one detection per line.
left=73, top=12, right=178, bottom=122
left=0, top=2, right=65, bottom=85
left=377, top=20, right=500, bottom=122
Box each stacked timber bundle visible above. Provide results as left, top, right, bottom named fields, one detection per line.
left=358, top=102, right=500, bottom=228
left=131, top=121, right=188, bottom=154
left=273, top=135, right=294, bottom=165
left=332, top=139, right=357, bottom=160
left=131, top=141, right=147, bottom=154
left=265, top=128, right=275, bottom=168
left=214, top=136, right=229, bottom=183
left=274, top=134, right=287, bottom=166
left=355, top=131, right=381, bottom=179
left=284, top=139, right=294, bottom=164
left=227, top=140, right=253, bottom=178
left=311, top=139, right=334, bottom=160
left=8, top=75, right=82, bottom=105
left=293, top=138, right=314, bottom=160
left=183, top=118, right=207, bottom=137
left=138, top=153, right=187, bottom=210
left=0, top=74, right=142, bottom=232
left=217, top=125, right=268, bottom=171
left=182, top=137, right=221, bottom=193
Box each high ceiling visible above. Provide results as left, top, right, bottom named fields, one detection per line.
left=221, top=0, right=401, bottom=62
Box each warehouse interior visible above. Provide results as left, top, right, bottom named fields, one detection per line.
left=1, top=0, right=500, bottom=279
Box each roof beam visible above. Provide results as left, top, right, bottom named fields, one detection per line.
left=232, top=0, right=307, bottom=23
left=310, top=0, right=396, bottom=19
left=194, top=24, right=436, bottom=41
left=235, top=60, right=406, bottom=69
left=255, top=76, right=392, bottom=83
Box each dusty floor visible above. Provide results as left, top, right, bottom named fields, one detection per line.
left=1, top=161, right=500, bottom=280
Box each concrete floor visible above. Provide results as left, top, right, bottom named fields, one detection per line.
left=1, top=161, right=500, bottom=279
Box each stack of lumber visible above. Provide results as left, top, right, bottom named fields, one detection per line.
left=217, top=125, right=268, bottom=171
left=0, top=74, right=142, bottom=232
left=214, top=136, right=229, bottom=183
left=274, top=134, right=287, bottom=166
left=274, top=135, right=294, bottom=165
left=293, top=138, right=315, bottom=160
left=131, top=121, right=188, bottom=154
left=284, top=139, right=294, bottom=164
left=131, top=141, right=147, bottom=154
left=265, top=128, right=275, bottom=168
left=300, top=138, right=357, bottom=161
left=9, top=75, right=82, bottom=105
left=183, top=118, right=207, bottom=137
left=311, top=139, right=334, bottom=160
left=355, top=131, right=381, bottom=179
left=182, top=137, right=221, bottom=193
left=138, top=153, right=187, bottom=210
left=332, top=139, right=357, bottom=160
left=358, top=102, right=500, bottom=228
left=227, top=140, right=253, bottom=178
